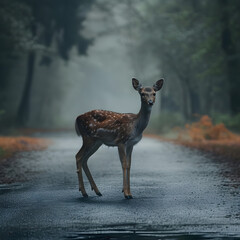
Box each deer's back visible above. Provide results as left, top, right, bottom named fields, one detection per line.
left=76, top=110, right=138, bottom=146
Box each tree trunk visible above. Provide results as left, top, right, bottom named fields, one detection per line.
left=189, top=90, right=200, bottom=117
left=181, top=83, right=191, bottom=119
left=17, top=50, right=36, bottom=126
left=219, top=0, right=240, bottom=114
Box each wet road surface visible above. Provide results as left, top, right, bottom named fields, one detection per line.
left=0, top=133, right=239, bottom=239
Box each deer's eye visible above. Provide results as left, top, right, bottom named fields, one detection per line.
left=141, top=93, right=145, bottom=97
left=153, top=93, right=156, bottom=96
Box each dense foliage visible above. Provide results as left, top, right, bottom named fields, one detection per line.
left=0, top=0, right=239, bottom=131
left=0, top=0, right=93, bottom=128
left=125, top=0, right=240, bottom=124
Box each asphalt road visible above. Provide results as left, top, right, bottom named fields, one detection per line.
left=0, top=132, right=239, bottom=239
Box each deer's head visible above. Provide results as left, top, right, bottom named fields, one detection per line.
left=132, top=78, right=164, bottom=106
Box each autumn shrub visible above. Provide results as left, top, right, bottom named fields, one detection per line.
left=166, top=115, right=240, bottom=163
left=185, top=115, right=237, bottom=141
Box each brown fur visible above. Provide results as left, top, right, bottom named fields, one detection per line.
left=76, top=110, right=137, bottom=144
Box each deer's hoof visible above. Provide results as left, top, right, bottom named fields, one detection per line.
left=125, top=195, right=133, bottom=199
left=96, top=192, right=102, bottom=196
left=82, top=193, right=88, bottom=198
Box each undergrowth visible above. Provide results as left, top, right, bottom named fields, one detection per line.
left=212, top=113, right=240, bottom=132
left=171, top=115, right=240, bottom=162
left=0, top=137, right=49, bottom=160
left=177, top=115, right=239, bottom=141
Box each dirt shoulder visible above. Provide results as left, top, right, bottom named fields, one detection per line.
left=0, top=136, right=49, bottom=161
left=147, top=133, right=240, bottom=161
left=147, top=115, right=240, bottom=169
left=146, top=133, right=240, bottom=186
left=172, top=139, right=240, bottom=161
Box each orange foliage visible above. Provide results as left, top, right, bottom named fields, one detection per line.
left=179, top=140, right=240, bottom=161
left=172, top=115, right=240, bottom=161
left=0, top=136, right=49, bottom=159
left=185, top=115, right=237, bottom=141
left=147, top=116, right=240, bottom=179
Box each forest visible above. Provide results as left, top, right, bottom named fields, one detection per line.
left=0, top=0, right=240, bottom=133
left=0, top=2, right=240, bottom=238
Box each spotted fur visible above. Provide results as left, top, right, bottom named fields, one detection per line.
left=76, top=110, right=137, bottom=146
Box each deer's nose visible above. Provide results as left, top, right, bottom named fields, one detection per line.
left=148, top=100, right=154, bottom=105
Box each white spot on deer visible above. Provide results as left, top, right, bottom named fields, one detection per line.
left=97, top=128, right=116, bottom=134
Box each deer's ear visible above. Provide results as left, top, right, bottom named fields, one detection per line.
left=132, top=78, right=142, bottom=91
left=153, top=79, right=164, bottom=91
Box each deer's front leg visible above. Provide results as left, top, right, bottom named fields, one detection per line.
left=118, top=144, right=132, bottom=199
left=126, top=145, right=133, bottom=198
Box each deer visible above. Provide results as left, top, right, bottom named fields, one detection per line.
left=75, top=78, right=164, bottom=199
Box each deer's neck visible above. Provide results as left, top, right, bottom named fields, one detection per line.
left=135, top=102, right=152, bottom=135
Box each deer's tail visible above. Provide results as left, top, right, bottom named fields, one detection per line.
left=75, top=118, right=81, bottom=136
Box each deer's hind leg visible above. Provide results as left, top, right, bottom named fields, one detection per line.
left=82, top=140, right=102, bottom=196
left=76, top=137, right=102, bottom=197
left=76, top=141, right=88, bottom=197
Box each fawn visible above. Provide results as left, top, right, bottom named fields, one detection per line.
left=75, top=78, right=164, bottom=199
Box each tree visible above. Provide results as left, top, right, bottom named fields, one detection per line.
left=0, top=0, right=32, bottom=124
left=16, top=0, right=94, bottom=126
left=218, top=0, right=240, bottom=114
left=121, top=0, right=240, bottom=118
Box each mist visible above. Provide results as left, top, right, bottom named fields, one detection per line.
left=1, top=0, right=240, bottom=132
left=1, top=1, right=240, bottom=237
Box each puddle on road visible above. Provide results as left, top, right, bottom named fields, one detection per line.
left=65, top=223, right=240, bottom=240
left=0, top=182, right=26, bottom=194
left=65, top=229, right=239, bottom=240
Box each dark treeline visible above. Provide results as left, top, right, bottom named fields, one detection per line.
left=0, top=0, right=93, bottom=129
left=0, top=0, right=240, bottom=132
left=120, top=0, right=240, bottom=131
left=88, top=0, right=240, bottom=132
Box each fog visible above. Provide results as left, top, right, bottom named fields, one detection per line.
left=31, top=1, right=161, bottom=128
left=1, top=0, right=240, bottom=132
